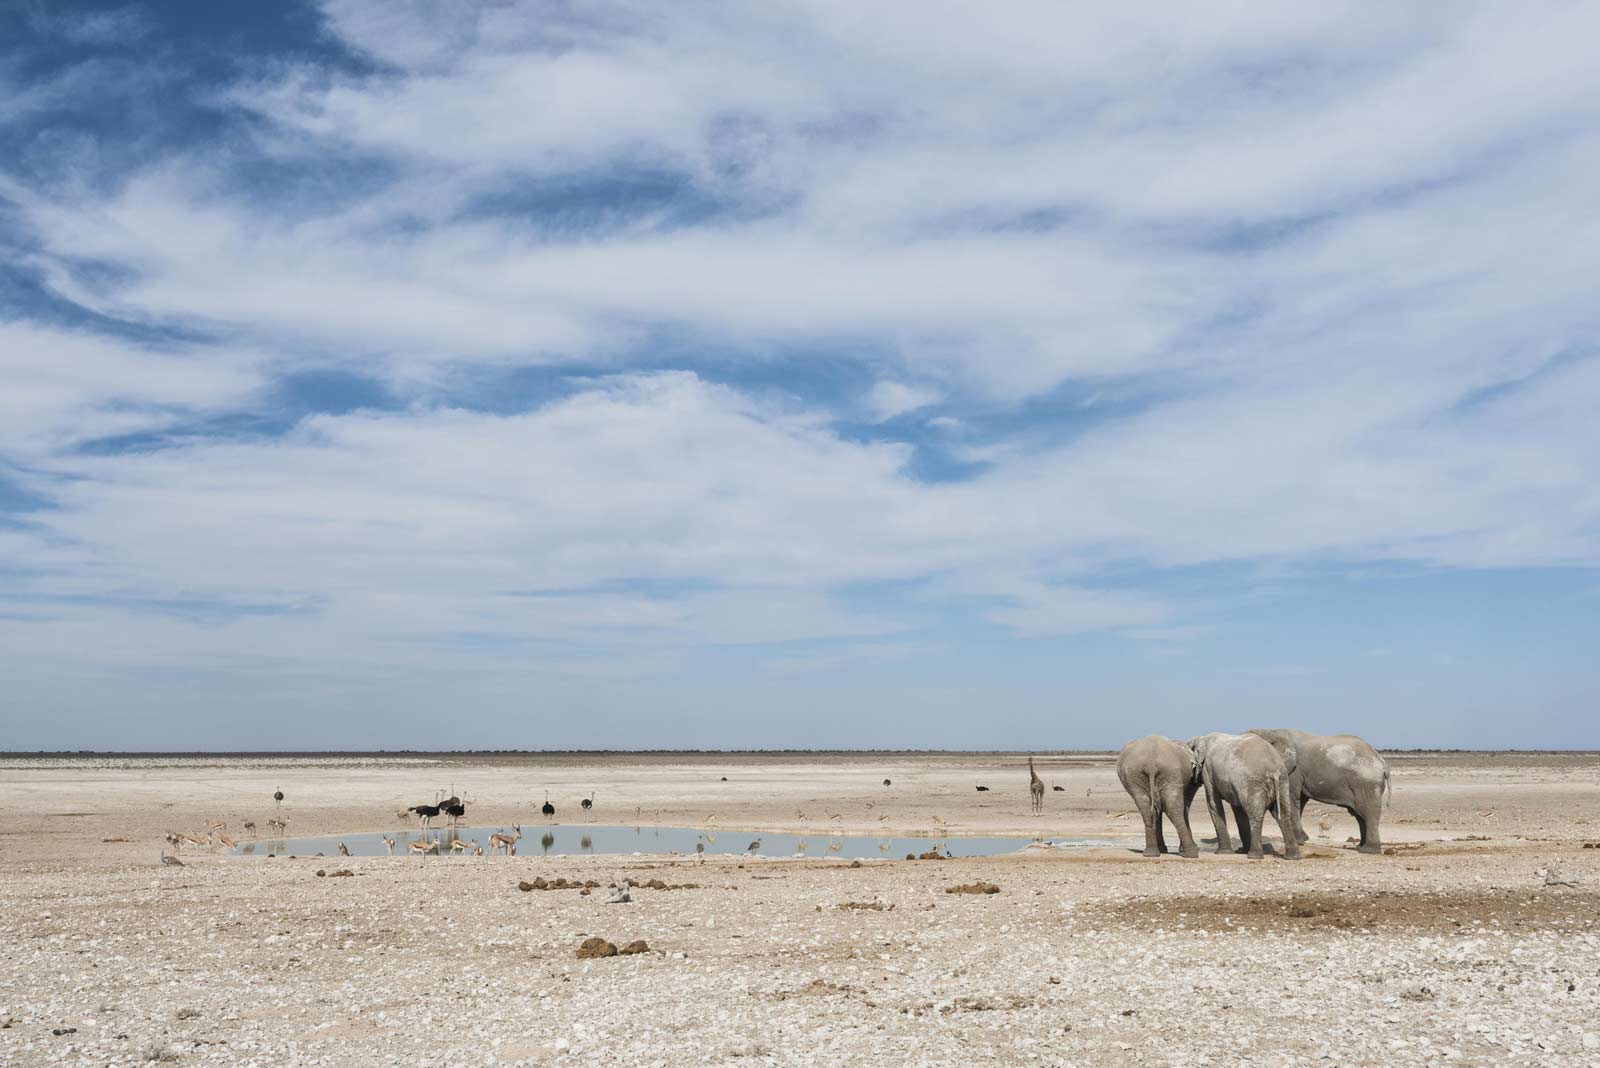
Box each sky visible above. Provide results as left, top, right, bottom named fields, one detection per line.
left=1, top=2, right=1598, bottom=750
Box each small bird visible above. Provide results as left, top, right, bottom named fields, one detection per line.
left=338, top=842, right=350, bottom=857
left=160, top=851, right=184, bottom=867
left=696, top=841, right=706, bottom=864
left=748, top=839, right=761, bottom=852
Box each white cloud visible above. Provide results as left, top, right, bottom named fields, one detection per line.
left=868, top=380, right=940, bottom=422
left=2, top=1, right=1599, bottom=702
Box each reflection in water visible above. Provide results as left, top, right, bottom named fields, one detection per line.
left=233, top=824, right=1048, bottom=859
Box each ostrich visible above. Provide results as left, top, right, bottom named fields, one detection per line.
left=442, top=797, right=467, bottom=829
left=273, top=787, right=284, bottom=808
left=1053, top=785, right=1064, bottom=792
left=883, top=779, right=892, bottom=787
left=409, top=793, right=444, bottom=830
left=975, top=786, right=990, bottom=792
left=1028, top=758, right=1045, bottom=816
left=541, top=792, right=556, bottom=823
left=580, top=792, right=594, bottom=819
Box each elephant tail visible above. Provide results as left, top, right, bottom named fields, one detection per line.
left=1382, top=764, right=1392, bottom=810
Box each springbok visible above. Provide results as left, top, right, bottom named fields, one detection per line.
left=214, top=833, right=238, bottom=849
left=487, top=826, right=522, bottom=854
left=408, top=839, right=439, bottom=857
left=206, top=819, right=227, bottom=834
left=382, top=835, right=396, bottom=854
left=242, top=820, right=256, bottom=836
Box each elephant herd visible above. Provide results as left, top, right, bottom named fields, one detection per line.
left=1116, top=729, right=1392, bottom=860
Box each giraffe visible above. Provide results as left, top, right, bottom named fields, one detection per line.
left=1028, top=757, right=1045, bottom=816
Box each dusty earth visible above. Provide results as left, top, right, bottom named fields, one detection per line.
left=3, top=751, right=1599, bottom=1067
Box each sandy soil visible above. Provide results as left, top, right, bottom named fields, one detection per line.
left=3, top=752, right=1599, bottom=1066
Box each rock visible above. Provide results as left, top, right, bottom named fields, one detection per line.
left=945, top=882, right=1001, bottom=895
left=1582, top=1033, right=1599, bottom=1051
left=174, top=1007, right=201, bottom=1020
left=577, top=936, right=618, bottom=959
left=850, top=860, right=862, bottom=868
left=605, top=884, right=631, bottom=904
left=620, top=940, right=650, bottom=955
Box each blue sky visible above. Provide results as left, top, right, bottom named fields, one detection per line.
left=2, top=2, right=1598, bottom=750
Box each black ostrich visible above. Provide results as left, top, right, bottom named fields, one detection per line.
left=273, top=787, right=284, bottom=808
left=580, top=792, right=594, bottom=819
left=975, top=785, right=990, bottom=792
left=882, top=778, right=892, bottom=787
left=541, top=791, right=556, bottom=823
left=442, top=797, right=466, bottom=829
left=409, top=795, right=444, bottom=830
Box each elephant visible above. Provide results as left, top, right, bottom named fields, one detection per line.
left=1190, top=732, right=1301, bottom=860
left=1248, top=728, right=1391, bottom=854
left=1116, top=735, right=1201, bottom=858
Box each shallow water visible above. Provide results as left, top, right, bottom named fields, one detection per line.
left=229, top=823, right=1100, bottom=859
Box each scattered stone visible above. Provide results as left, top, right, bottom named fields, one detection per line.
left=620, top=940, right=651, bottom=955
left=604, top=883, right=631, bottom=903
left=850, top=859, right=862, bottom=868
left=141, top=1044, right=178, bottom=1063
left=52, top=1027, right=78, bottom=1036
left=945, top=882, right=1000, bottom=895
left=838, top=901, right=892, bottom=911
left=174, top=1007, right=202, bottom=1020
left=577, top=936, right=618, bottom=959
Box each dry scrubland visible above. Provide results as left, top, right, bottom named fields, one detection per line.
left=3, top=751, right=1600, bottom=1067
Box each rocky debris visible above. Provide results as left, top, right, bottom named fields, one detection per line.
left=174, top=1007, right=202, bottom=1020
left=838, top=901, right=893, bottom=911
left=52, top=1027, right=77, bottom=1036
left=624, top=878, right=701, bottom=891
left=604, top=883, right=631, bottom=903
left=908, top=847, right=949, bottom=861
left=945, top=882, right=1001, bottom=895
left=620, top=940, right=651, bottom=955
left=519, top=876, right=602, bottom=891
left=141, top=1044, right=179, bottom=1063
left=576, top=936, right=618, bottom=959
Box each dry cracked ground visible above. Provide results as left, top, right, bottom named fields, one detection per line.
left=2, top=752, right=1599, bottom=1067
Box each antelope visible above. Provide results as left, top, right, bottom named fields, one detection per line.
left=174, top=832, right=209, bottom=850
left=408, top=839, right=439, bottom=856
left=449, top=838, right=470, bottom=853
left=206, top=819, right=226, bottom=834
left=382, top=836, right=396, bottom=854
left=214, top=833, right=238, bottom=849
left=488, top=826, right=522, bottom=854
left=242, top=820, right=256, bottom=836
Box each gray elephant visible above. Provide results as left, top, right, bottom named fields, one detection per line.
left=1116, top=735, right=1201, bottom=858
left=1190, top=732, right=1301, bottom=860
left=1248, top=728, right=1391, bottom=854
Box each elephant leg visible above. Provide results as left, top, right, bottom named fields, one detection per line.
left=1153, top=794, right=1170, bottom=854
left=1132, top=785, right=1161, bottom=858
left=1229, top=800, right=1252, bottom=855
left=1352, top=790, right=1384, bottom=854
left=1295, top=794, right=1311, bottom=844
left=1242, top=800, right=1268, bottom=859
left=1272, top=779, right=1301, bottom=860
left=1162, top=783, right=1199, bottom=858
left=1206, top=784, right=1233, bottom=855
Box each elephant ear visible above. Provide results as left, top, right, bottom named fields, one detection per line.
left=1279, top=741, right=1299, bottom=775
left=1184, top=738, right=1205, bottom=776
